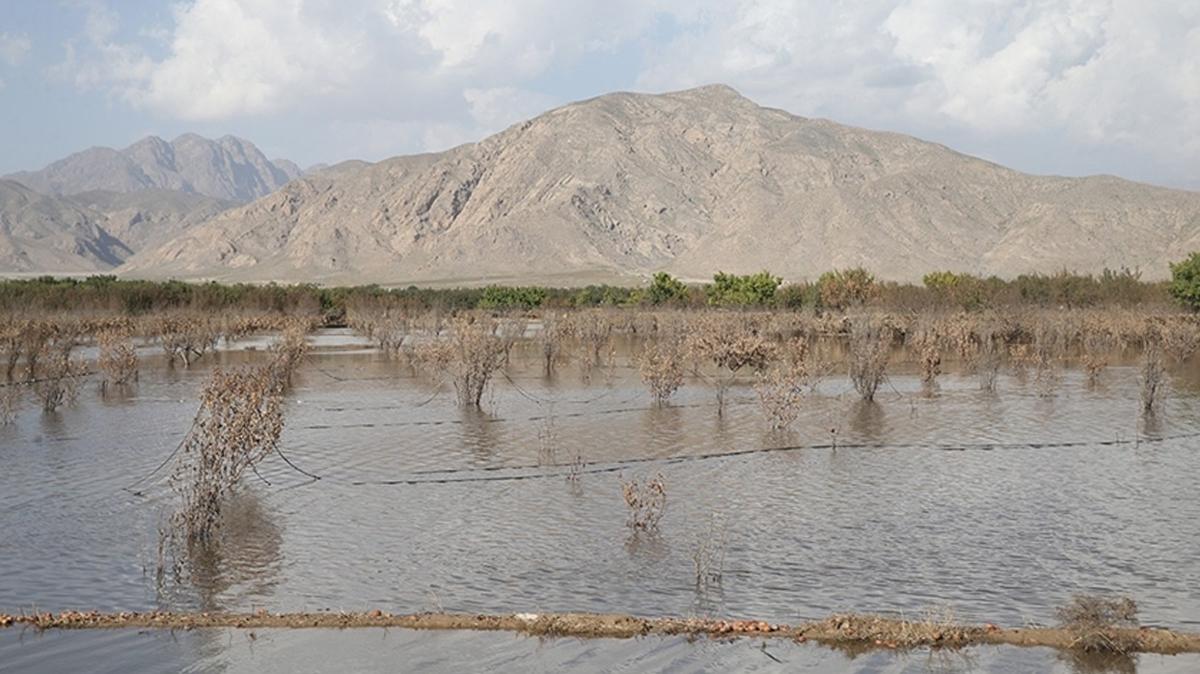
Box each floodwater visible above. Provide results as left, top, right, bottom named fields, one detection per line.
left=2, top=329, right=1200, bottom=672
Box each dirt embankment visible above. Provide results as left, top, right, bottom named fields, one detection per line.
left=3, top=610, right=1199, bottom=656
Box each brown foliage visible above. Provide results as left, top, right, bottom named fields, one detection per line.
left=621, top=473, right=667, bottom=531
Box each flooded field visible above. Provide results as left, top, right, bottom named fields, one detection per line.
left=3, top=328, right=1200, bottom=672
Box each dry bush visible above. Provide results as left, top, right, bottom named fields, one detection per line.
left=639, top=337, right=686, bottom=405
left=621, top=473, right=667, bottom=531
left=1140, top=342, right=1166, bottom=413
left=687, top=314, right=777, bottom=413
left=974, top=339, right=1005, bottom=392
left=98, top=329, right=139, bottom=388
left=1080, top=331, right=1111, bottom=386
left=1159, top=320, right=1199, bottom=363
left=266, top=320, right=310, bottom=388
left=1056, top=595, right=1140, bottom=654
left=0, top=321, right=22, bottom=382
left=754, top=342, right=814, bottom=430
left=19, top=320, right=66, bottom=382
left=157, top=315, right=219, bottom=367
left=1032, top=325, right=1063, bottom=397
left=536, top=315, right=568, bottom=376
left=564, top=310, right=615, bottom=377
left=566, top=451, right=585, bottom=485
left=692, top=513, right=728, bottom=589
left=905, top=319, right=943, bottom=387
left=166, top=366, right=285, bottom=546
left=413, top=315, right=513, bottom=407
left=1, top=383, right=21, bottom=425
left=848, top=320, right=891, bottom=402
left=346, top=299, right=410, bottom=354
left=32, top=349, right=87, bottom=412
left=818, top=606, right=976, bottom=649
left=536, top=414, right=558, bottom=466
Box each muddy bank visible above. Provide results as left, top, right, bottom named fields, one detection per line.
left=2, top=610, right=1198, bottom=656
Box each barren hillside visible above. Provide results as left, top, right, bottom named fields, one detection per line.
left=106, top=85, right=1200, bottom=284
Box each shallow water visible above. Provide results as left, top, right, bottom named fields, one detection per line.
left=2, top=330, right=1199, bottom=671
left=4, top=627, right=1200, bottom=674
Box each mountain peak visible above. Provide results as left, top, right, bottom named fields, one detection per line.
left=5, top=134, right=298, bottom=202
left=672, top=83, right=746, bottom=100
left=119, top=87, right=1200, bottom=285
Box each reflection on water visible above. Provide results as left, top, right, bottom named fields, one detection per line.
left=3, top=334, right=1200, bottom=671
left=158, top=491, right=283, bottom=613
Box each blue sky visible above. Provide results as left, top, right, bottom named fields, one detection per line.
left=1, top=1, right=1198, bottom=190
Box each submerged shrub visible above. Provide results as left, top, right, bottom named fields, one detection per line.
left=692, top=513, right=728, bottom=590
left=167, top=366, right=285, bottom=546
left=848, top=320, right=890, bottom=402
left=536, top=315, right=568, bottom=376
left=414, top=315, right=514, bottom=407
left=639, top=338, right=686, bottom=405
left=621, top=473, right=667, bottom=532
left=1140, top=342, right=1166, bottom=413
left=158, top=316, right=219, bottom=367
left=266, top=320, right=310, bottom=388
left=32, top=349, right=87, bottom=412
left=687, top=315, right=776, bottom=413
left=98, top=329, right=139, bottom=388
left=0, top=383, right=21, bottom=425
left=753, top=340, right=816, bottom=431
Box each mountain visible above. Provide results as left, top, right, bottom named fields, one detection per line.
left=118, top=85, right=1200, bottom=284
left=6, top=135, right=301, bottom=203
left=0, top=180, right=131, bottom=273
left=65, top=190, right=235, bottom=251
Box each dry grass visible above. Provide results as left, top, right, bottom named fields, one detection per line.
left=1056, top=595, right=1141, bottom=654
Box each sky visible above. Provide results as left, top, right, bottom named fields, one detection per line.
left=1, top=0, right=1198, bottom=189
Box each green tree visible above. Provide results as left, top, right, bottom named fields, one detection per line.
left=644, top=272, right=690, bottom=305
left=1169, top=252, right=1200, bottom=311
left=477, top=285, right=547, bottom=310
left=706, top=271, right=782, bottom=306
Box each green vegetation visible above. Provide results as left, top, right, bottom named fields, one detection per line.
left=706, top=271, right=782, bottom=306
left=477, top=285, right=548, bottom=310
left=0, top=265, right=1177, bottom=322
left=1169, top=252, right=1200, bottom=311
left=642, top=272, right=690, bottom=306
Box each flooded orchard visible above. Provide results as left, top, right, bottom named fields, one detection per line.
left=3, top=312, right=1200, bottom=673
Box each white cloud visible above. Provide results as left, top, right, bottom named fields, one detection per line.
left=0, top=32, right=32, bottom=66
left=640, top=0, right=1200, bottom=175
left=55, top=0, right=1200, bottom=184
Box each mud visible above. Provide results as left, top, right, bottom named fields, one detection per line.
left=3, top=610, right=1198, bottom=656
